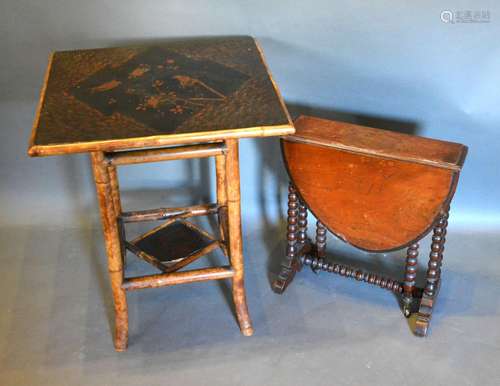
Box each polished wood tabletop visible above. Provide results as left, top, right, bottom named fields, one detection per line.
left=287, top=116, right=467, bottom=170
left=28, top=36, right=293, bottom=156
left=282, top=116, right=467, bottom=251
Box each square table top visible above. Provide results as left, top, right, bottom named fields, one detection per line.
left=28, top=36, right=293, bottom=156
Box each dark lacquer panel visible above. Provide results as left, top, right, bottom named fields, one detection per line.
left=134, top=221, right=213, bottom=263
left=31, top=36, right=292, bottom=154
left=71, top=47, right=250, bottom=131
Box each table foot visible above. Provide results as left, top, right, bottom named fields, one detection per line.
left=241, top=326, right=254, bottom=336
left=272, top=258, right=302, bottom=294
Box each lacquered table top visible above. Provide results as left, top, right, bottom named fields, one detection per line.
left=28, top=36, right=293, bottom=156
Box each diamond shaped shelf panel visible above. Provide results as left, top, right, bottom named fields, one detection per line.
left=128, top=220, right=219, bottom=272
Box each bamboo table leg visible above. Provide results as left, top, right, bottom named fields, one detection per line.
left=108, top=164, right=126, bottom=268
left=224, top=139, right=253, bottom=336
left=215, top=152, right=229, bottom=252
left=91, top=152, right=129, bottom=351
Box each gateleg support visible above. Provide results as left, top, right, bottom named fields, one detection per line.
left=415, top=207, right=449, bottom=337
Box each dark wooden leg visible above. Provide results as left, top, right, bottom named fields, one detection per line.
left=91, top=152, right=128, bottom=351
left=402, top=243, right=419, bottom=317
left=224, top=139, right=253, bottom=336
left=310, top=220, right=328, bottom=273
left=315, top=220, right=327, bottom=258
left=297, top=199, right=308, bottom=246
left=415, top=207, right=449, bottom=336
left=272, top=183, right=300, bottom=293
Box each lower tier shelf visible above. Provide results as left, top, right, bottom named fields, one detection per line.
left=126, top=220, right=220, bottom=273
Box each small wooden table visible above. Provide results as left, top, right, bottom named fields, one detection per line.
left=273, top=116, right=467, bottom=336
left=28, top=36, right=294, bottom=351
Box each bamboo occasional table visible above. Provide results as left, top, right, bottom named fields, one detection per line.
left=28, top=36, right=294, bottom=351
left=273, top=116, right=467, bottom=336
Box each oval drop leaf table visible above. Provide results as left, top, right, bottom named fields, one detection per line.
left=273, top=115, right=467, bottom=337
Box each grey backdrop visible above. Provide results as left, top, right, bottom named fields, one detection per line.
left=1, top=0, right=499, bottom=230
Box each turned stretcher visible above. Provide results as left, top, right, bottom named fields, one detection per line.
left=273, top=115, right=467, bottom=336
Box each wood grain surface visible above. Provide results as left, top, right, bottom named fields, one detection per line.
left=283, top=140, right=458, bottom=251
left=290, top=116, right=467, bottom=170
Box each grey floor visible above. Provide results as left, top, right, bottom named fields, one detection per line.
left=1, top=219, right=499, bottom=386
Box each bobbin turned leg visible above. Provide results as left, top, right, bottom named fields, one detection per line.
left=297, top=199, right=308, bottom=249
left=308, top=220, right=327, bottom=273
left=224, top=139, right=253, bottom=336
left=91, top=152, right=128, bottom=351
left=272, top=183, right=301, bottom=293
left=402, top=243, right=419, bottom=317
left=415, top=208, right=449, bottom=336
left=315, top=220, right=327, bottom=255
